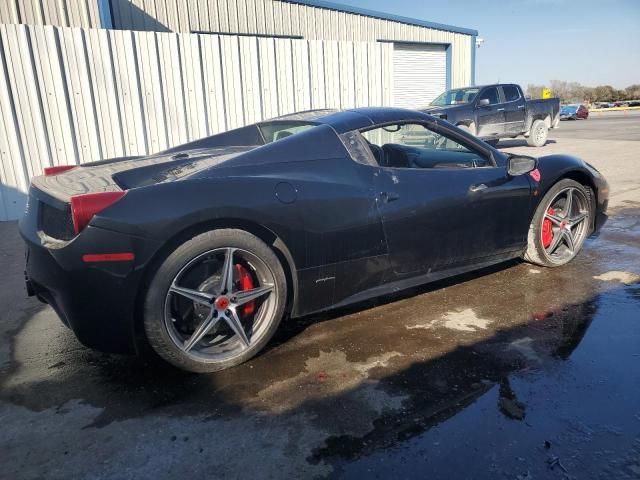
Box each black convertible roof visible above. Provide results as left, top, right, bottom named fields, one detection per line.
left=269, top=107, right=434, bottom=134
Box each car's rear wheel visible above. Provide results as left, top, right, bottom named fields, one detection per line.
left=526, top=119, right=548, bottom=147
left=144, top=229, right=287, bottom=373
left=524, top=179, right=592, bottom=267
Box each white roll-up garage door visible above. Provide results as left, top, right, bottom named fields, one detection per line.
left=393, top=43, right=447, bottom=109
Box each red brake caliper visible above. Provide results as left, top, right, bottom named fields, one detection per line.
left=542, top=207, right=555, bottom=248
left=235, top=264, right=255, bottom=316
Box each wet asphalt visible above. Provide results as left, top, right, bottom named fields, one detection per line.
left=0, top=114, right=639, bottom=479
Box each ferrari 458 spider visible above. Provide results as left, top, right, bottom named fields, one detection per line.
left=20, top=108, right=608, bottom=372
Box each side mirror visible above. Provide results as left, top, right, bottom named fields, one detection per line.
left=508, top=155, right=537, bottom=176
left=477, top=98, right=490, bottom=107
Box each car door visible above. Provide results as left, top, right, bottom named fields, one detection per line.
left=475, top=86, right=505, bottom=138
left=359, top=121, right=531, bottom=277
left=500, top=85, right=526, bottom=135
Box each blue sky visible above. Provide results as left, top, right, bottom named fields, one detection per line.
left=334, top=0, right=640, bottom=89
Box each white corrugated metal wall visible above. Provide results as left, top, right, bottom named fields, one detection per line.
left=0, top=0, right=101, bottom=28
left=109, top=0, right=474, bottom=88
left=0, top=24, right=393, bottom=220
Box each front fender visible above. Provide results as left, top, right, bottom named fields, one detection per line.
left=533, top=154, right=609, bottom=230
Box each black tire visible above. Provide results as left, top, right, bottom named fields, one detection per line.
left=485, top=139, right=499, bottom=147
left=144, top=229, right=287, bottom=373
left=526, top=119, right=548, bottom=147
left=523, top=179, right=593, bottom=267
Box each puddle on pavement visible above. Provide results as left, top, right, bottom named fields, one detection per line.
left=310, top=284, right=640, bottom=479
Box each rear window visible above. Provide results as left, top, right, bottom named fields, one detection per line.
left=258, top=122, right=317, bottom=144
left=502, top=85, right=520, bottom=102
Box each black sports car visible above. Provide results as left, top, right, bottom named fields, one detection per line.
left=20, top=108, right=609, bottom=372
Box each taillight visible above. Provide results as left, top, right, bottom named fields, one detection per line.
left=70, top=191, right=126, bottom=234
left=44, top=165, right=77, bottom=176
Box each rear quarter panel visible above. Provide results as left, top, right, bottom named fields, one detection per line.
left=92, top=138, right=388, bottom=316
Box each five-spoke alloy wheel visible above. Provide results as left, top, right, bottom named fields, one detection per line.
left=144, top=229, right=286, bottom=372
left=524, top=179, right=593, bottom=267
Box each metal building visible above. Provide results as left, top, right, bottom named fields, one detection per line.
left=0, top=0, right=478, bottom=105
left=0, top=1, right=478, bottom=220
left=109, top=0, right=478, bottom=106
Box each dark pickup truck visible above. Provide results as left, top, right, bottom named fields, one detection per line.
left=420, top=84, right=560, bottom=147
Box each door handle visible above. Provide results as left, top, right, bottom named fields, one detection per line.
left=469, top=183, right=488, bottom=193
left=379, top=191, right=400, bottom=203
left=496, top=108, right=505, bottom=112
left=517, top=105, right=525, bottom=109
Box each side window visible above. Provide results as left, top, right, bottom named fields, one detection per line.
left=503, top=85, right=521, bottom=102
left=357, top=123, right=492, bottom=170
left=478, top=87, right=500, bottom=105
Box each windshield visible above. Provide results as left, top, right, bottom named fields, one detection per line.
left=561, top=105, right=578, bottom=113
left=258, top=122, right=317, bottom=144
left=431, top=88, right=480, bottom=106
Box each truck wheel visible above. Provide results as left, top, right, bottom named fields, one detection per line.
left=527, top=120, right=548, bottom=147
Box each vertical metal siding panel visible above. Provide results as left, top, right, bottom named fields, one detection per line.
left=236, top=0, right=249, bottom=34
left=239, top=36, right=261, bottom=124
left=219, top=35, right=243, bottom=129
left=59, top=27, right=102, bottom=163
left=114, top=0, right=134, bottom=30
left=353, top=42, right=368, bottom=107
left=157, top=31, right=188, bottom=146
left=323, top=40, right=339, bottom=109
left=110, top=0, right=126, bottom=30
left=308, top=40, right=326, bottom=109
left=225, top=0, right=238, bottom=33
left=200, top=34, right=226, bottom=134
left=244, top=0, right=257, bottom=33
left=216, top=0, right=229, bottom=32
left=275, top=39, right=294, bottom=116
left=147, top=0, right=161, bottom=31
left=263, top=0, right=274, bottom=36
left=19, top=0, right=38, bottom=25
left=2, top=25, right=50, bottom=179
left=111, top=29, right=147, bottom=155
left=257, top=37, right=278, bottom=119
left=158, top=0, right=172, bottom=32
left=136, top=31, right=168, bottom=153
left=0, top=25, right=29, bottom=219
left=0, top=2, right=16, bottom=24
left=366, top=42, right=381, bottom=106
left=180, top=33, right=208, bottom=140
left=176, top=0, right=191, bottom=33
left=31, top=26, right=76, bottom=166
left=254, top=0, right=266, bottom=35
left=85, top=28, right=125, bottom=158
left=163, top=0, right=179, bottom=32
left=381, top=42, right=393, bottom=106
left=271, top=1, right=283, bottom=36
left=338, top=41, right=354, bottom=109
left=291, top=39, right=310, bottom=112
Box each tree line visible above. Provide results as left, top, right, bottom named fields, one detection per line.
left=527, top=81, right=640, bottom=103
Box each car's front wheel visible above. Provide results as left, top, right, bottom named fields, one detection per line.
left=144, top=229, right=287, bottom=372
left=523, top=179, right=593, bottom=267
